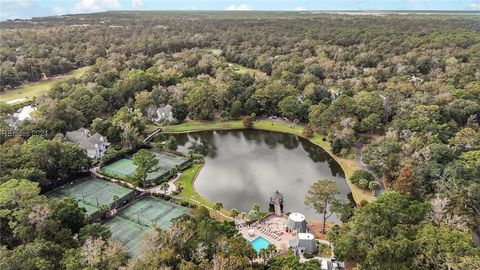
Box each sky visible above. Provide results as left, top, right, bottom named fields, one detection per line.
left=1, top=0, right=479, bottom=20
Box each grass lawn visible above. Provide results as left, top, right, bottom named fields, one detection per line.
left=174, top=163, right=233, bottom=221
left=0, top=66, right=91, bottom=105
left=319, top=244, right=332, bottom=257
left=161, top=120, right=243, bottom=133
left=228, top=63, right=267, bottom=79
left=204, top=48, right=265, bottom=76
left=163, top=119, right=374, bottom=204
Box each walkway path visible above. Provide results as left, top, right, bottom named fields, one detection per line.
left=354, top=142, right=385, bottom=196
left=92, top=165, right=233, bottom=221
left=298, top=239, right=345, bottom=268
left=181, top=197, right=234, bottom=220
left=91, top=166, right=178, bottom=195
left=258, top=116, right=292, bottom=126
left=143, top=127, right=162, bottom=143
left=143, top=172, right=181, bottom=195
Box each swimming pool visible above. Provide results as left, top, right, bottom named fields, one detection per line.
left=250, top=236, right=270, bottom=253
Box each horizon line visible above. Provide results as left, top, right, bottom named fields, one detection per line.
left=3, top=9, right=479, bottom=22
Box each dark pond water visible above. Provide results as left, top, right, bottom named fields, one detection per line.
left=173, top=129, right=351, bottom=222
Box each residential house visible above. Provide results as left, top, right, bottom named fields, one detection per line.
left=65, top=128, right=109, bottom=160
left=147, top=104, right=175, bottom=123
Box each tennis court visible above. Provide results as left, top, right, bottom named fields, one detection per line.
left=103, top=215, right=148, bottom=253
left=46, top=176, right=135, bottom=215
left=104, top=196, right=189, bottom=254
left=101, top=151, right=190, bottom=184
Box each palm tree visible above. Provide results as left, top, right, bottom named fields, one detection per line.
left=252, top=203, right=260, bottom=212
left=177, top=183, right=184, bottom=192
left=230, top=208, right=239, bottom=219
left=267, top=244, right=277, bottom=259
left=160, top=182, right=169, bottom=195
left=192, top=153, right=205, bottom=162
left=169, top=166, right=178, bottom=176
left=112, top=195, right=120, bottom=207
left=98, top=204, right=110, bottom=217
left=259, top=248, right=269, bottom=265
left=213, top=201, right=223, bottom=219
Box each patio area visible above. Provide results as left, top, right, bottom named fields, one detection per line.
left=240, top=214, right=296, bottom=252
left=261, top=216, right=287, bottom=232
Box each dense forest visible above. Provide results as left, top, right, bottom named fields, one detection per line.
left=1, top=12, right=479, bottom=269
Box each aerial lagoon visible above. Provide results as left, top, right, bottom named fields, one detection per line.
left=173, top=130, right=351, bottom=221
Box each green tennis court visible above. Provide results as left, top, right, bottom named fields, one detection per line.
left=103, top=215, right=148, bottom=253
left=104, top=196, right=189, bottom=254
left=100, top=151, right=190, bottom=183
left=101, top=158, right=137, bottom=179
left=120, top=196, right=188, bottom=227
left=46, top=176, right=135, bottom=215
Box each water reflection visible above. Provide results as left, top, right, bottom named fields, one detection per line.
left=173, top=130, right=349, bottom=222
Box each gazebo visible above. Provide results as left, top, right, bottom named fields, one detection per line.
left=269, top=190, right=284, bottom=215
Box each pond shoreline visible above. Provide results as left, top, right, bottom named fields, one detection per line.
left=173, top=162, right=235, bottom=220
left=160, top=119, right=374, bottom=209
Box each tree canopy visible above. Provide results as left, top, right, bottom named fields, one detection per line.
left=0, top=11, right=479, bottom=269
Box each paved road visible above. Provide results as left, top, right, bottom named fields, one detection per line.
left=145, top=172, right=181, bottom=195
left=354, top=142, right=385, bottom=196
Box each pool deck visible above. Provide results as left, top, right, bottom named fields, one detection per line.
left=240, top=215, right=296, bottom=252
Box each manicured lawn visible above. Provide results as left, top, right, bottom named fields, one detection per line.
left=0, top=66, right=91, bottom=105
left=174, top=163, right=233, bottom=220
left=162, top=120, right=243, bottom=133
left=174, top=163, right=204, bottom=202
left=163, top=119, right=374, bottom=204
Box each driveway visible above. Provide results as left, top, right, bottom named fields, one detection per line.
left=354, top=142, right=385, bottom=196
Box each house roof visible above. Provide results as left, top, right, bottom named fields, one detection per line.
left=148, top=104, right=175, bottom=122
left=65, top=128, right=107, bottom=158
left=156, top=104, right=174, bottom=119
left=288, top=212, right=305, bottom=223
left=146, top=105, right=158, bottom=119
left=298, top=233, right=315, bottom=240
left=289, top=233, right=317, bottom=253
left=287, top=212, right=307, bottom=232
left=157, top=104, right=172, bottom=113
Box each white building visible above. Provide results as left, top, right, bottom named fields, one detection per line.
left=287, top=212, right=307, bottom=233
left=289, top=233, right=318, bottom=255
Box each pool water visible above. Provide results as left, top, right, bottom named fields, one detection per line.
left=251, top=236, right=270, bottom=253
